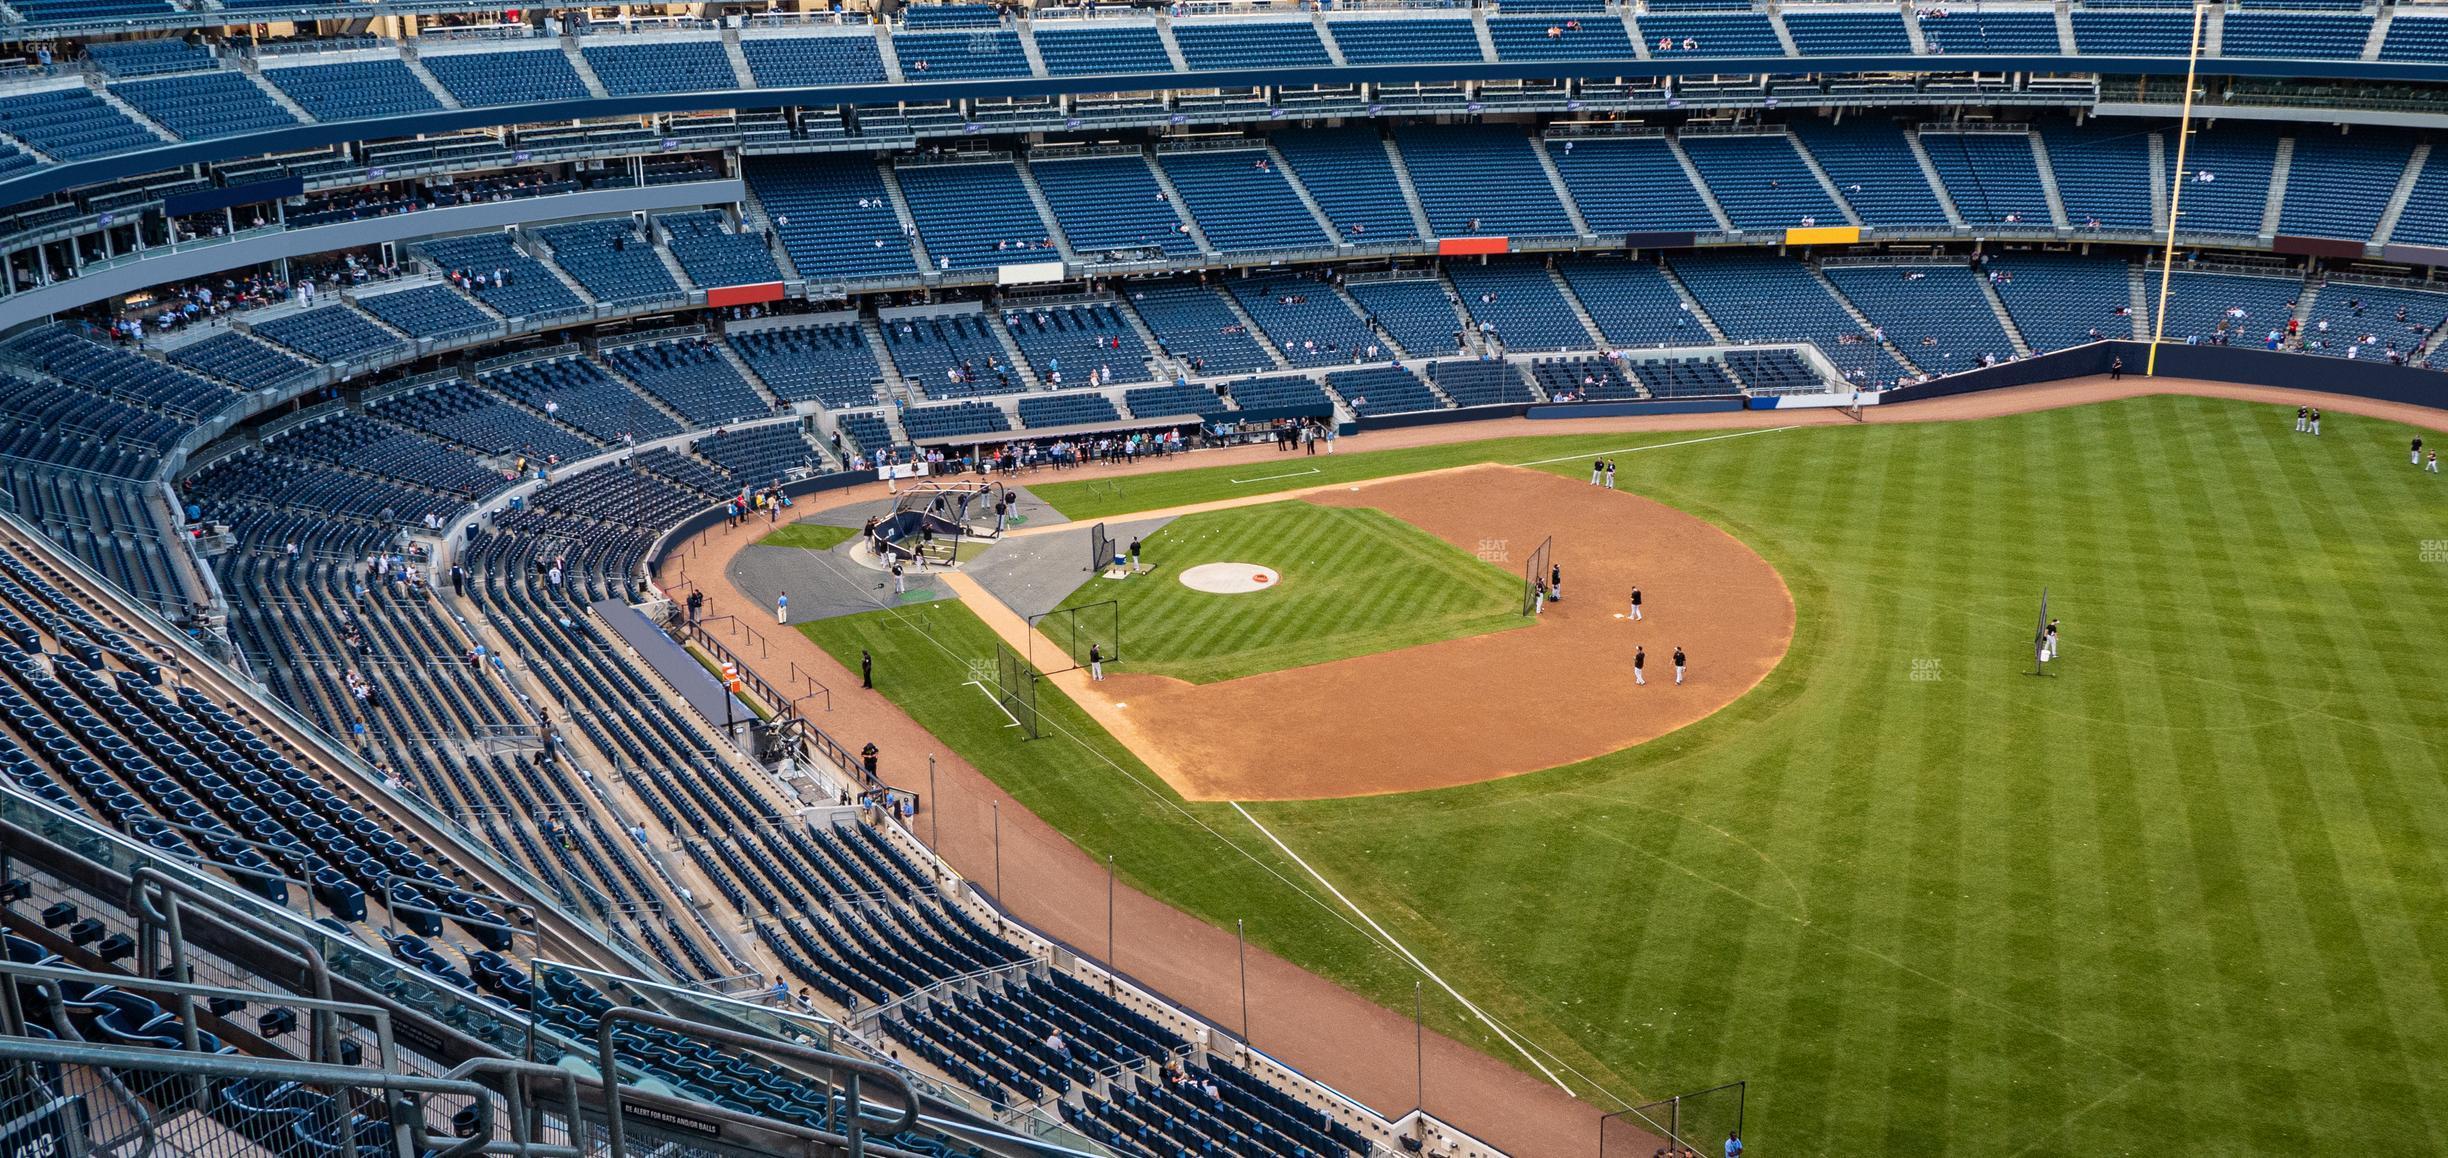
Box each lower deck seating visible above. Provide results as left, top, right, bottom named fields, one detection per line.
left=1326, top=366, right=1442, bottom=415
left=1427, top=359, right=1535, bottom=406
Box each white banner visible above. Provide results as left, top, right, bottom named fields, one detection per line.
left=996, top=260, right=1066, bottom=286
left=877, top=462, right=932, bottom=481
left=1769, top=389, right=1883, bottom=410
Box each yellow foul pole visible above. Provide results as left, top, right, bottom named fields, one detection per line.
left=2147, top=0, right=2212, bottom=377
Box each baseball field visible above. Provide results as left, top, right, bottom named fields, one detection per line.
left=803, top=394, right=2448, bottom=1156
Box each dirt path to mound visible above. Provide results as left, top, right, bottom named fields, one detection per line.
left=970, top=464, right=1795, bottom=801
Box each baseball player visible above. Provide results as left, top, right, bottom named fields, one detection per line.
left=1628, top=586, right=1644, bottom=621
left=2045, top=619, right=2060, bottom=662
left=1672, top=647, right=1686, bottom=685
left=1129, top=537, right=1143, bottom=571
left=892, top=561, right=906, bottom=594
left=1633, top=645, right=1646, bottom=686
left=2310, top=407, right=2321, bottom=436
left=2296, top=405, right=2308, bottom=433
left=1590, top=458, right=1603, bottom=486
left=2415, top=436, right=2425, bottom=466
left=1533, top=579, right=1547, bottom=614
left=776, top=591, right=789, bottom=625
left=1550, top=563, right=1563, bottom=602
left=1089, top=643, right=1105, bottom=681
left=1604, top=459, right=1617, bottom=489
left=2430, top=450, right=2440, bottom=474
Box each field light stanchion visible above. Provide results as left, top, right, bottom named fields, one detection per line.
left=2147, top=0, right=2212, bottom=378
left=1237, top=919, right=1249, bottom=1044
left=1414, top=980, right=1424, bottom=1113
left=1106, top=855, right=1117, bottom=996
left=928, top=755, right=938, bottom=849
left=991, top=799, right=1001, bottom=900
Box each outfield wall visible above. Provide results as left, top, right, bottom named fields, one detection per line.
left=1885, top=342, right=2448, bottom=411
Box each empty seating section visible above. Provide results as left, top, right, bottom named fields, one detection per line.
left=1326, top=366, right=1441, bottom=416
left=2280, top=132, right=2411, bottom=241
left=1633, top=13, right=1782, bottom=56
left=1328, top=18, right=1485, bottom=63
left=1986, top=253, right=2136, bottom=351
left=1825, top=264, right=2017, bottom=369
left=580, top=41, right=737, bottom=95
left=891, top=30, right=1033, bottom=79
left=1169, top=20, right=1333, bottom=68
left=1033, top=23, right=1173, bottom=75
left=1000, top=304, right=1152, bottom=385
left=1790, top=121, right=1951, bottom=228
left=2220, top=12, right=2370, bottom=57
left=1670, top=251, right=1898, bottom=379
left=1345, top=279, right=1462, bottom=357
left=1427, top=360, right=1535, bottom=406
left=2379, top=15, right=2448, bottom=61
left=166, top=332, right=316, bottom=392
left=2298, top=283, right=2448, bottom=359
left=1124, top=383, right=1223, bottom=418
left=269, top=413, right=504, bottom=498
left=1029, top=155, right=1198, bottom=257
left=1392, top=125, right=1575, bottom=237
left=377, top=379, right=597, bottom=461
left=421, top=49, right=591, bottom=106
left=1488, top=15, right=1636, bottom=60
left=2042, top=121, right=2157, bottom=232
left=263, top=59, right=442, bottom=120
left=251, top=306, right=409, bottom=364
left=1922, top=10, right=2064, bottom=53
left=7, top=328, right=238, bottom=420
left=1448, top=261, right=1593, bottom=352
left=537, top=219, right=683, bottom=304
left=1228, top=277, right=1376, bottom=366
left=691, top=424, right=826, bottom=481
left=1270, top=129, right=1420, bottom=242
left=416, top=234, right=588, bottom=319
left=744, top=157, right=919, bottom=281
left=85, top=38, right=215, bottom=77
left=835, top=411, right=898, bottom=454
left=2171, top=129, right=2278, bottom=237
left=883, top=313, right=1028, bottom=398
left=1629, top=358, right=1740, bottom=398
left=355, top=284, right=496, bottom=340
left=107, top=72, right=296, bottom=140
left=1219, top=375, right=1333, bottom=413
left=1158, top=149, right=1329, bottom=253
left=0, top=88, right=160, bottom=160
left=600, top=340, right=774, bottom=426
left=2067, top=10, right=2192, bottom=54
left=657, top=211, right=785, bottom=287
left=1726, top=348, right=1823, bottom=392
left=900, top=401, right=1011, bottom=442
left=1918, top=131, right=2052, bottom=226
left=893, top=162, right=1054, bottom=270
left=1783, top=10, right=1912, bottom=54
left=1677, top=134, right=1845, bottom=231
left=478, top=356, right=681, bottom=443
left=1128, top=283, right=1278, bottom=375
left=0, top=369, right=184, bottom=471
left=739, top=35, right=890, bottom=85
left=2144, top=269, right=2300, bottom=343
left=2385, top=160, right=2448, bottom=245
left=1557, top=258, right=1711, bottom=347
left=1016, top=392, right=1121, bottom=428
left=1548, top=136, right=1721, bottom=233
left=729, top=324, right=885, bottom=408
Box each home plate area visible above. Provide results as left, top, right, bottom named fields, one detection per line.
left=1177, top=562, right=1279, bottom=594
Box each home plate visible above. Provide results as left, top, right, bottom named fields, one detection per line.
left=1179, top=562, right=1279, bottom=594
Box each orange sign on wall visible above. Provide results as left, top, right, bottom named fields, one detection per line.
left=706, top=282, right=787, bottom=308
left=1436, top=237, right=1512, bottom=256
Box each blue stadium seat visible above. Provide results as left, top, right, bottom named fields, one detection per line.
left=251, top=306, right=409, bottom=364
left=1824, top=263, right=2018, bottom=371
left=1328, top=18, right=1486, bottom=63
left=1391, top=125, right=1576, bottom=238
left=1000, top=304, right=1152, bottom=386
left=729, top=323, right=886, bottom=409
left=1158, top=149, right=1329, bottom=254
left=881, top=313, right=1028, bottom=398
left=1127, top=282, right=1278, bottom=375
left=2280, top=130, right=2414, bottom=241
left=354, top=284, right=496, bottom=341
left=1548, top=135, right=1722, bottom=234
left=2379, top=14, right=2448, bottom=61
left=580, top=40, right=739, bottom=95
left=536, top=218, right=685, bottom=304
left=2067, top=9, right=2193, bottom=55
left=1326, top=366, right=1442, bottom=416
left=1029, top=153, right=1199, bottom=258
left=1924, top=10, right=2064, bottom=54
left=739, top=34, right=890, bottom=86
left=1271, top=128, right=1420, bottom=243
left=107, top=71, right=296, bottom=140
left=743, top=157, right=920, bottom=282
left=893, top=161, right=1057, bottom=270
left=1345, top=278, right=1463, bottom=357
left=656, top=211, right=786, bottom=287
left=1487, top=14, right=1636, bottom=60
left=1032, top=22, right=1174, bottom=76
left=891, top=29, right=1033, bottom=79
left=0, top=88, right=160, bottom=160
left=1918, top=130, right=2053, bottom=227
left=1633, top=12, right=1783, bottom=56
left=1669, top=251, right=1902, bottom=380
left=1227, top=276, right=1376, bottom=367
left=1449, top=260, right=1593, bottom=352
left=1677, top=133, right=1845, bottom=231
left=601, top=339, right=775, bottom=426
left=2171, top=127, right=2280, bottom=237
left=417, top=234, right=589, bottom=320
left=2041, top=120, right=2157, bottom=232
left=1169, top=20, right=1332, bottom=68
left=262, top=59, right=442, bottom=121
left=1556, top=258, right=1713, bottom=348
left=420, top=49, right=592, bottom=106
left=2220, top=11, right=2370, bottom=58
left=1984, top=252, right=2137, bottom=351
left=1790, top=120, right=1952, bottom=229
left=1784, top=10, right=1914, bottom=55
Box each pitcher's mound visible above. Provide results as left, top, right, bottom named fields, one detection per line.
left=1179, top=563, right=1279, bottom=594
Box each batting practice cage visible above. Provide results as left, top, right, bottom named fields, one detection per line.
left=1089, top=522, right=1114, bottom=573
left=1522, top=535, right=1554, bottom=616
left=2032, top=586, right=2050, bottom=675
left=1031, top=600, right=1120, bottom=676
left=993, top=640, right=1040, bottom=740
left=1600, top=1081, right=1745, bottom=1158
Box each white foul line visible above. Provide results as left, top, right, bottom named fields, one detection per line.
left=1227, top=467, right=1325, bottom=486
left=1511, top=425, right=1801, bottom=468
left=1229, top=801, right=1577, bottom=1095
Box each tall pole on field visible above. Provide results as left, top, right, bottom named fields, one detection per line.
left=927, top=755, right=938, bottom=848
left=1236, top=918, right=1249, bottom=1044
left=1106, top=855, right=1116, bottom=995
left=2147, top=0, right=2212, bottom=378
left=991, top=799, right=1001, bottom=900
left=1413, top=981, right=1424, bottom=1112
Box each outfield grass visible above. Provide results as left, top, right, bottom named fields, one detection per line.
left=1048, top=502, right=1524, bottom=683
left=760, top=523, right=857, bottom=551
left=861, top=396, right=2448, bottom=1155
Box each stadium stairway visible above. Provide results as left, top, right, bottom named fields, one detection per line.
left=2128, top=264, right=2154, bottom=334
left=1379, top=133, right=1437, bottom=239
left=873, top=163, right=937, bottom=272
left=1901, top=129, right=1968, bottom=227
left=712, top=340, right=788, bottom=411
left=983, top=313, right=1045, bottom=390
left=1530, top=138, right=1592, bottom=236
left=1010, top=160, right=1084, bottom=265
left=1974, top=270, right=2034, bottom=357
left=2262, top=136, right=2296, bottom=238
left=2374, top=142, right=2431, bottom=244
left=562, top=41, right=612, bottom=98
left=1544, top=262, right=1608, bottom=348
left=1268, top=140, right=1344, bottom=243
left=1655, top=262, right=1731, bottom=342
left=1666, top=136, right=1738, bottom=233
left=1812, top=262, right=1922, bottom=373
left=1141, top=154, right=1217, bottom=254
left=1155, top=20, right=1192, bottom=70
left=1787, top=134, right=1864, bottom=227
left=2025, top=129, right=2074, bottom=230
left=857, top=313, right=916, bottom=399
left=1213, top=285, right=1292, bottom=367
left=399, top=54, right=463, bottom=110
left=719, top=33, right=759, bottom=89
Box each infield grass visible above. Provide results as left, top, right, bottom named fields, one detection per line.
left=1047, top=502, right=1526, bottom=683
left=760, top=522, right=857, bottom=551
left=843, top=397, right=2448, bottom=1157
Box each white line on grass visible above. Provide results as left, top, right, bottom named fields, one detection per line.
left=1511, top=425, right=1801, bottom=468
left=1228, top=801, right=1582, bottom=1097
left=1228, top=467, right=1324, bottom=485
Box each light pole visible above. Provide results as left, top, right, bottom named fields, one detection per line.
left=991, top=799, right=1001, bottom=900
left=2146, top=0, right=2214, bottom=378
left=1414, top=980, right=1424, bottom=1113
left=1106, top=855, right=1116, bottom=995
left=927, top=754, right=938, bottom=849
left=1236, top=918, right=1248, bottom=1044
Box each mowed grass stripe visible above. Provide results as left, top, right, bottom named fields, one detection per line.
left=1051, top=502, right=1524, bottom=683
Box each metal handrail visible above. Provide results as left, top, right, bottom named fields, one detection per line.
left=594, top=1005, right=919, bottom=1158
